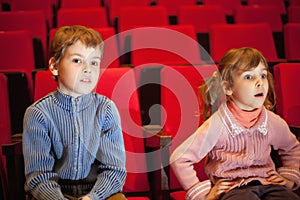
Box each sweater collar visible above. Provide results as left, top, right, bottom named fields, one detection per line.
left=227, top=101, right=262, bottom=129
left=218, top=102, right=268, bottom=137
left=53, top=88, right=93, bottom=112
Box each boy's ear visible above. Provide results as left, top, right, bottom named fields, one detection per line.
left=222, top=81, right=233, bottom=96
left=49, top=57, right=58, bottom=76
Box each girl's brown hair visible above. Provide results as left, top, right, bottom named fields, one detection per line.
left=199, top=47, right=276, bottom=120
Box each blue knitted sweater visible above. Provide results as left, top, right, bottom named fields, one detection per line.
left=23, top=89, right=126, bottom=199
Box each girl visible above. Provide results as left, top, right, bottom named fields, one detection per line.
left=170, top=47, right=300, bottom=200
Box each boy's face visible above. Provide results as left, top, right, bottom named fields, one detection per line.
left=223, top=62, right=269, bottom=111
left=50, top=40, right=102, bottom=98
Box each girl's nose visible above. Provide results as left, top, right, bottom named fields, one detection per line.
left=256, top=79, right=263, bottom=87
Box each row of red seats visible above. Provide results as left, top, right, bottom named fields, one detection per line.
left=1, top=3, right=300, bottom=66
left=1, top=62, right=300, bottom=199
left=1, top=22, right=299, bottom=91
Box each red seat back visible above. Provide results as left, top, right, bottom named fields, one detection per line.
left=178, top=5, right=226, bottom=33
left=235, top=5, right=283, bottom=32
left=247, top=0, right=286, bottom=14
left=131, top=25, right=202, bottom=66
left=202, top=0, right=242, bottom=16
left=107, top=0, right=150, bottom=26
left=57, top=7, right=108, bottom=28
left=274, top=63, right=300, bottom=126
left=161, top=65, right=216, bottom=191
left=209, top=23, right=279, bottom=62
left=10, top=0, right=54, bottom=28
left=60, top=0, right=100, bottom=9
left=0, top=30, right=35, bottom=95
left=118, top=5, right=169, bottom=54
left=34, top=70, right=57, bottom=101
left=156, top=0, right=196, bottom=16
left=0, top=10, right=48, bottom=64
left=288, top=6, right=300, bottom=23
left=96, top=68, right=150, bottom=194
left=284, top=23, right=300, bottom=61
left=0, top=73, right=11, bottom=199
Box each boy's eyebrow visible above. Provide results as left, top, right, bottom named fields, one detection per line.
left=91, top=56, right=101, bottom=59
left=69, top=53, right=101, bottom=59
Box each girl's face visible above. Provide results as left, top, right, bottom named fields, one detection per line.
left=224, top=62, right=269, bottom=111
left=50, top=40, right=102, bottom=98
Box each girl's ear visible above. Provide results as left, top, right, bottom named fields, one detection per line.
left=49, top=57, right=58, bottom=76
left=222, top=81, right=233, bottom=96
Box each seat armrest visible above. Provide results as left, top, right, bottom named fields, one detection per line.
left=11, top=133, right=23, bottom=142
left=143, top=125, right=172, bottom=148
left=290, top=126, right=300, bottom=141
left=142, top=125, right=172, bottom=200
left=2, top=141, right=25, bottom=200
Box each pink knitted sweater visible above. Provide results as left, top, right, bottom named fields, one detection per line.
left=170, top=103, right=300, bottom=200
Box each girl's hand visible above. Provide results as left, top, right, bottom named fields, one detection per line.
left=206, top=179, right=235, bottom=200
left=81, top=196, right=92, bottom=200
left=266, top=170, right=294, bottom=190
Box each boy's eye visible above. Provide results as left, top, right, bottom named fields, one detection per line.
left=244, top=75, right=252, bottom=80
left=91, top=61, right=100, bottom=67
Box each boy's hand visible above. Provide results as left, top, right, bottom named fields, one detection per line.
left=266, top=170, right=294, bottom=189
left=206, top=179, right=235, bottom=200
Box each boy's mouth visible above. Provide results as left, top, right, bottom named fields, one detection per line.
left=81, top=78, right=91, bottom=83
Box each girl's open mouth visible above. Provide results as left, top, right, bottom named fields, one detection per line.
left=254, top=92, right=264, bottom=97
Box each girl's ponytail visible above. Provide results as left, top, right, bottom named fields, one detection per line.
left=199, top=71, right=225, bottom=121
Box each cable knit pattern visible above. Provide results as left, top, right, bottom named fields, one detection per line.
left=171, top=103, right=300, bottom=200
left=23, top=90, right=126, bottom=200
left=186, top=180, right=211, bottom=200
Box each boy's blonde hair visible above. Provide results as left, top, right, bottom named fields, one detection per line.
left=199, top=47, right=276, bottom=120
left=49, top=25, right=104, bottom=64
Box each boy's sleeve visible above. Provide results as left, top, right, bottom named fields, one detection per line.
left=88, top=101, right=126, bottom=199
left=23, top=107, right=67, bottom=200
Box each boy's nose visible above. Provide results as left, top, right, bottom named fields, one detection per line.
left=83, top=65, right=91, bottom=74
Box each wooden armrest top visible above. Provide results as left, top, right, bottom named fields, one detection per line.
left=2, top=140, right=23, bottom=156
left=143, top=125, right=172, bottom=148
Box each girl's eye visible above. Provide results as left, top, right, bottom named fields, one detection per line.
left=72, top=58, right=82, bottom=64
left=261, top=74, right=267, bottom=79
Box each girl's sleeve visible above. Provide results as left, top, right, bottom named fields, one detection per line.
left=270, top=115, right=300, bottom=190
left=23, top=107, right=67, bottom=200
left=170, top=114, right=222, bottom=199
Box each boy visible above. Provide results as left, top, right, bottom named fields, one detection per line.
left=23, top=25, right=127, bottom=200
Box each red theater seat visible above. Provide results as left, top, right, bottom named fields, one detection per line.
left=130, top=25, right=203, bottom=67
left=160, top=65, right=216, bottom=199
left=209, top=23, right=281, bottom=63
left=284, top=23, right=300, bottom=61
left=57, top=7, right=108, bottom=28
